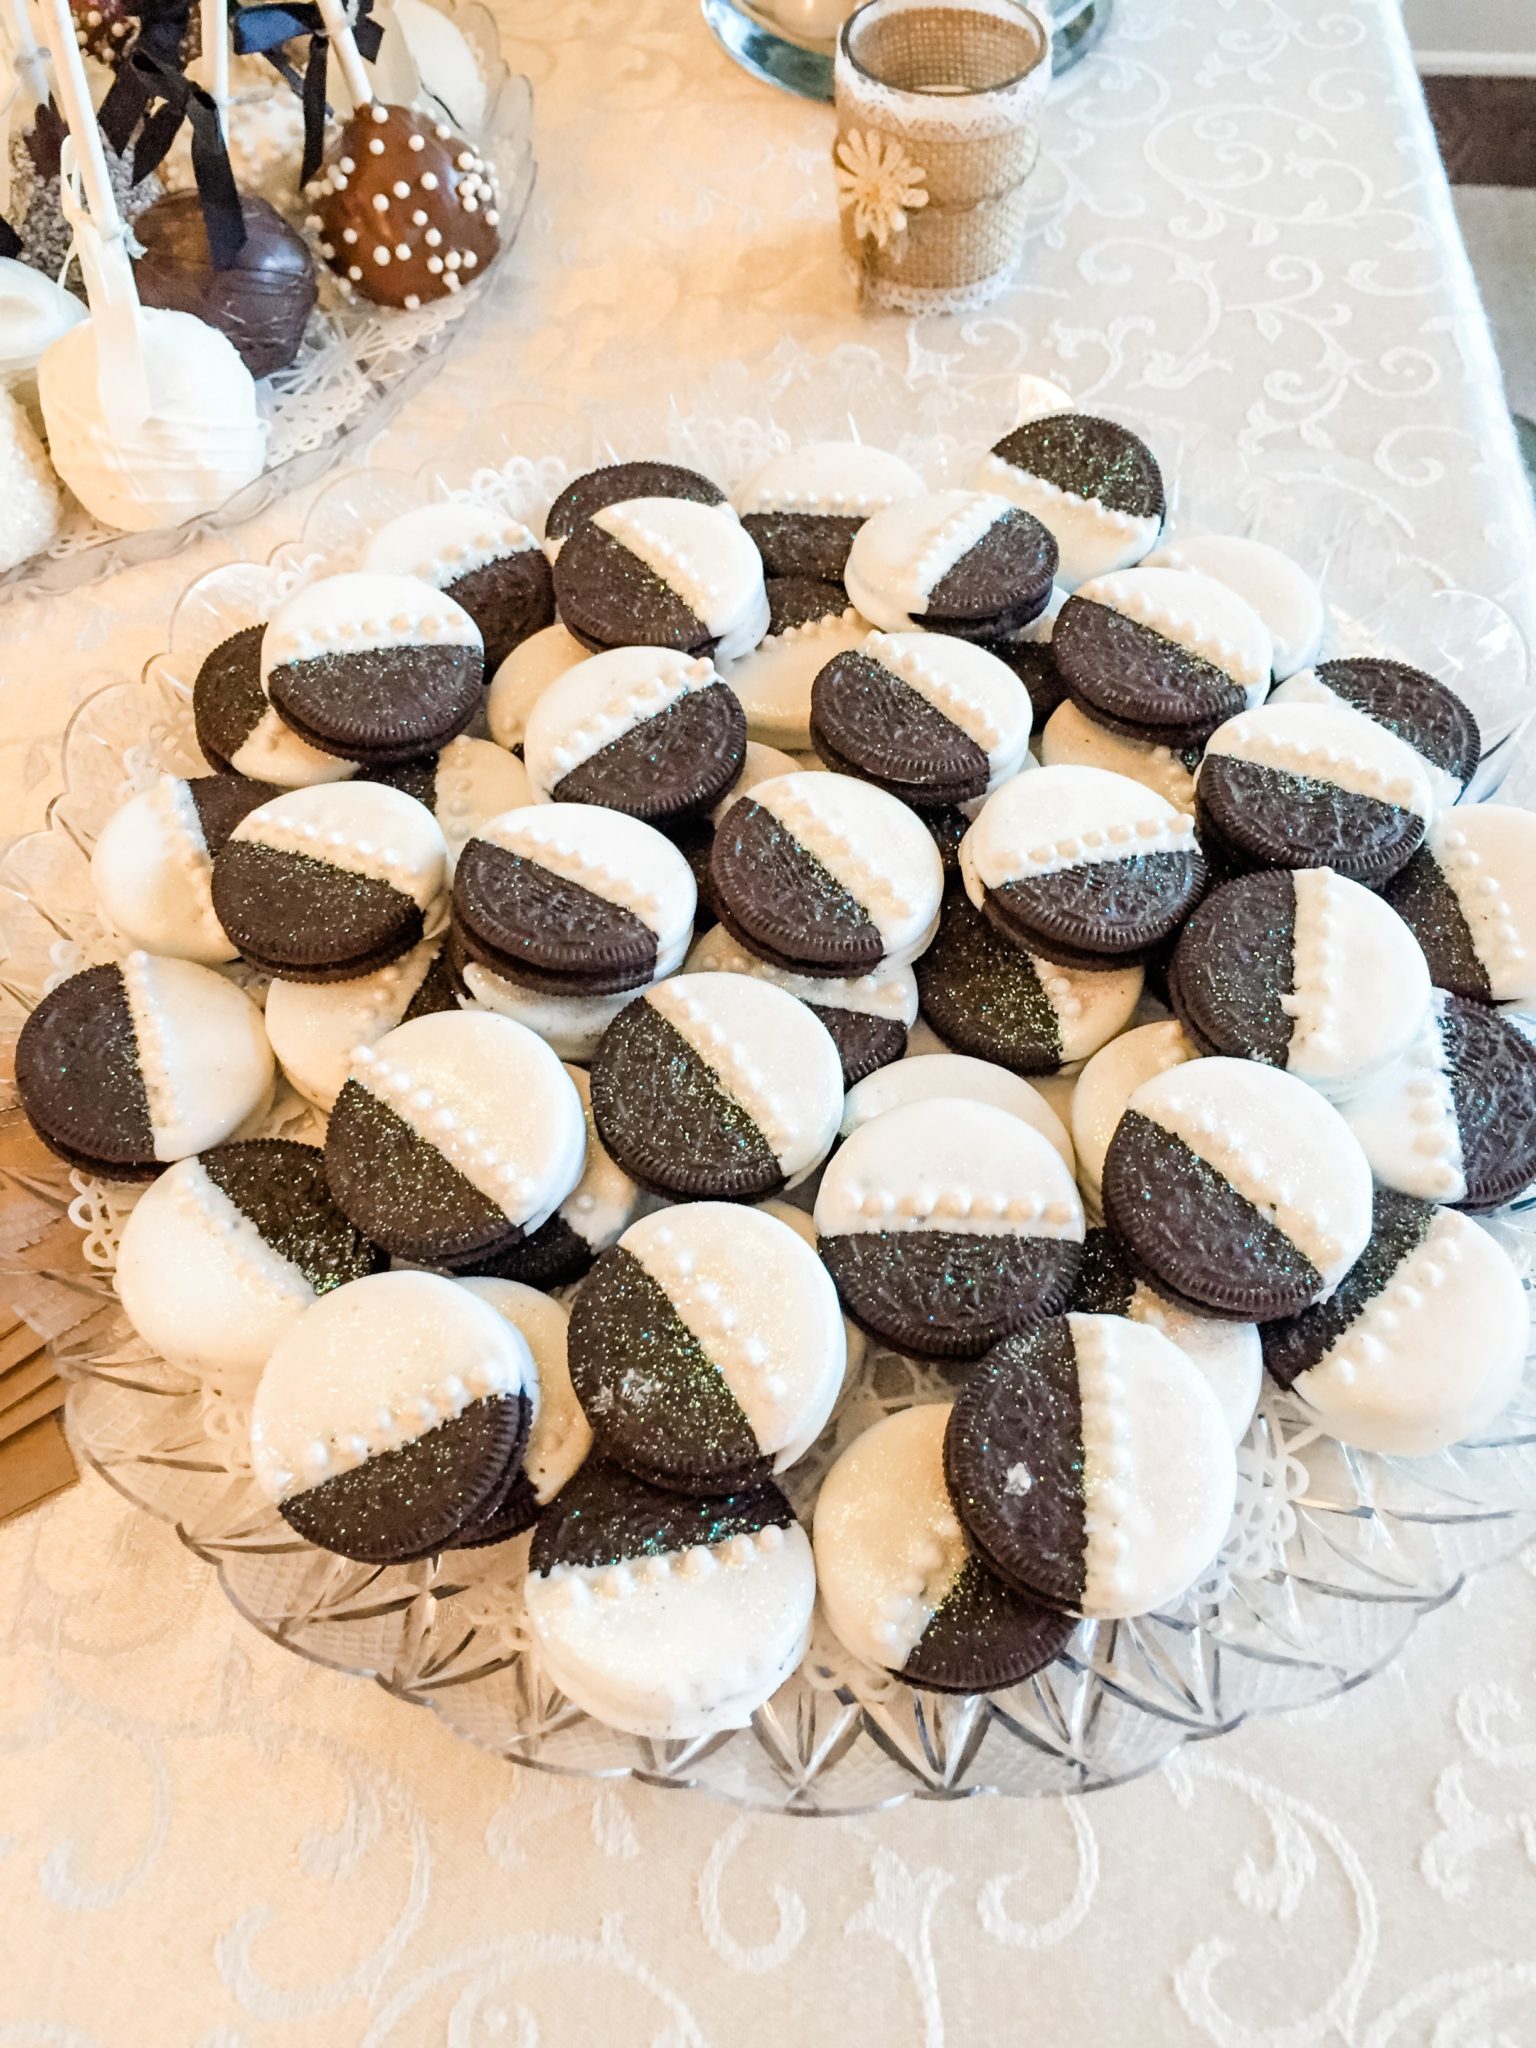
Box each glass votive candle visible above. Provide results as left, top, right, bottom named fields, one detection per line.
left=832, top=0, right=1051, bottom=311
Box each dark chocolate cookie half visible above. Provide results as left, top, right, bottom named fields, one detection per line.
left=1054, top=569, right=1264, bottom=747
left=1275, top=656, right=1481, bottom=806
left=924, top=507, right=1060, bottom=641
left=544, top=461, right=727, bottom=552
left=976, top=412, right=1165, bottom=589
left=15, top=962, right=155, bottom=1176
left=193, top=624, right=266, bottom=774
left=550, top=496, right=767, bottom=662
left=363, top=503, right=556, bottom=671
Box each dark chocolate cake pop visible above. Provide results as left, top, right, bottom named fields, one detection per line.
left=70, top=0, right=137, bottom=65
left=134, top=189, right=316, bottom=376
left=306, top=102, right=500, bottom=310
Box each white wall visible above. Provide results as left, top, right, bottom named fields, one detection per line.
left=1405, top=0, right=1536, bottom=72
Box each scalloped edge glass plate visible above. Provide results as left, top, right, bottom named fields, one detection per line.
left=3, top=387, right=1535, bottom=1812
left=0, top=0, right=535, bottom=605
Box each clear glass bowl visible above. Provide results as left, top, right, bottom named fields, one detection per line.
left=0, top=1, right=535, bottom=604
left=3, top=396, right=1534, bottom=1812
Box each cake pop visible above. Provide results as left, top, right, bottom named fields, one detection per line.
left=7, top=99, right=162, bottom=284
left=35, top=0, right=266, bottom=530
left=305, top=0, right=498, bottom=310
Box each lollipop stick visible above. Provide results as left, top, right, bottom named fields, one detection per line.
left=315, top=0, right=372, bottom=111
left=2, top=0, right=50, bottom=109
left=30, top=0, right=125, bottom=239
left=202, top=0, right=229, bottom=138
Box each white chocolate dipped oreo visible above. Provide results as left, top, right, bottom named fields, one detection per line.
left=813, top=1402, right=1076, bottom=1692
left=972, top=411, right=1165, bottom=591
left=758, top=1195, right=866, bottom=1378
left=1103, top=1056, right=1374, bottom=1320
left=1039, top=700, right=1199, bottom=813
left=684, top=922, right=918, bottom=1089
left=194, top=625, right=361, bottom=789
left=1198, top=700, right=1436, bottom=885
left=1171, top=867, right=1433, bottom=1100
left=486, top=622, right=588, bottom=752
left=114, top=1139, right=386, bottom=1394
left=554, top=496, right=769, bottom=663
left=1145, top=534, right=1323, bottom=680
left=452, top=801, right=697, bottom=997
left=211, top=780, right=448, bottom=981
left=1070, top=1019, right=1198, bottom=1218
left=810, top=628, right=1034, bottom=808
left=711, top=769, right=944, bottom=976
left=1263, top=1192, right=1529, bottom=1457
left=590, top=971, right=845, bottom=1202
left=457, top=962, right=647, bottom=1063
left=523, top=644, right=746, bottom=821
left=721, top=584, right=870, bottom=751
left=325, top=1009, right=587, bottom=1266
left=815, top=1097, right=1085, bottom=1360
left=569, top=1202, right=846, bottom=1488
left=1382, top=804, right=1536, bottom=1008
left=524, top=1460, right=815, bottom=1740
left=361, top=500, right=554, bottom=670
left=946, top=1312, right=1237, bottom=1620
left=843, top=489, right=1057, bottom=638
left=265, top=929, right=455, bottom=1110
left=960, top=763, right=1204, bottom=965
left=1270, top=657, right=1481, bottom=813
left=251, top=1269, right=536, bottom=1560
left=91, top=771, right=280, bottom=964
left=840, top=1051, right=1074, bottom=1174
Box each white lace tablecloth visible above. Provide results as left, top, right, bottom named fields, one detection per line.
left=4, top=3, right=1536, bottom=2041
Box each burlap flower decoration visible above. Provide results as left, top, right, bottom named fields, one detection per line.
left=833, top=127, right=929, bottom=250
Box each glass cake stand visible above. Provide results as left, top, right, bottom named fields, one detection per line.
left=2, top=384, right=1533, bottom=1813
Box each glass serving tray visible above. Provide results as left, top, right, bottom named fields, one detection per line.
left=2, top=393, right=1534, bottom=1813
left=0, top=0, right=535, bottom=604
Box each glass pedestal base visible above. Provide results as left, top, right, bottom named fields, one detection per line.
left=702, top=0, right=1111, bottom=99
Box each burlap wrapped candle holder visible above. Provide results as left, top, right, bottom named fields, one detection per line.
left=833, top=0, right=1051, bottom=311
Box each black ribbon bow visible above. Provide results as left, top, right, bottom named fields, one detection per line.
left=232, top=0, right=383, bottom=186
left=101, top=50, right=248, bottom=268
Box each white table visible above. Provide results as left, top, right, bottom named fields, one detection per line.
left=4, top=3, right=1536, bottom=2040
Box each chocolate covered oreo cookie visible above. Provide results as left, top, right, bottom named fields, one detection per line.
left=451, top=1279, right=591, bottom=1546
left=589, top=971, right=844, bottom=1201
left=1170, top=866, right=1431, bottom=1098
left=260, top=572, right=485, bottom=765
left=551, top=496, right=768, bottom=661
left=1272, top=656, right=1481, bottom=809
left=915, top=885, right=1143, bottom=1075
left=523, top=646, right=746, bottom=822
left=524, top=1459, right=814, bottom=1739
left=211, top=782, right=448, bottom=982
left=568, top=1202, right=844, bottom=1494
left=710, top=769, right=944, bottom=976
left=1054, top=567, right=1272, bottom=747
left=1039, top=700, right=1200, bottom=814
left=1261, top=1189, right=1528, bottom=1456
left=974, top=411, right=1164, bottom=591
left=1101, top=1056, right=1373, bottom=1320
left=17, top=955, right=273, bottom=1177
left=1340, top=990, right=1536, bottom=1210
left=813, top=1097, right=1085, bottom=1359
left=721, top=579, right=869, bottom=751
left=732, top=441, right=924, bottom=582
left=1380, top=804, right=1536, bottom=1006
left=814, top=1404, right=1076, bottom=1693
left=961, top=764, right=1206, bottom=967
left=486, top=623, right=587, bottom=753
left=114, top=1138, right=387, bottom=1393
left=844, top=490, right=1058, bottom=641
left=944, top=1312, right=1237, bottom=1619
left=451, top=802, right=696, bottom=996
left=362, top=501, right=555, bottom=671
left=1069, top=1018, right=1198, bottom=1218
left=194, top=624, right=358, bottom=788
left=91, top=771, right=281, bottom=963
left=841, top=1050, right=1075, bottom=1171
left=1196, top=701, right=1434, bottom=885
left=324, top=1009, right=586, bottom=1266
left=810, top=630, right=1033, bottom=809
left=543, top=461, right=728, bottom=556
left=685, top=923, right=918, bottom=1088
left=251, top=1269, right=535, bottom=1562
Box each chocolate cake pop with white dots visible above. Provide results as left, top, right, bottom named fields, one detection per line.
left=308, top=102, right=500, bottom=310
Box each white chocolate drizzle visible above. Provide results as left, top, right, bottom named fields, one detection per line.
left=1076, top=568, right=1269, bottom=688
left=153, top=776, right=225, bottom=950
left=905, top=494, right=1007, bottom=610
left=1310, top=1209, right=1467, bottom=1391
left=632, top=1220, right=790, bottom=1419
left=1076, top=1314, right=1135, bottom=1613
left=1003, top=809, right=1197, bottom=880
left=1280, top=867, right=1344, bottom=1071
left=1436, top=823, right=1529, bottom=984
left=173, top=1164, right=315, bottom=1311
left=118, top=950, right=180, bottom=1143
left=841, top=1184, right=1081, bottom=1234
